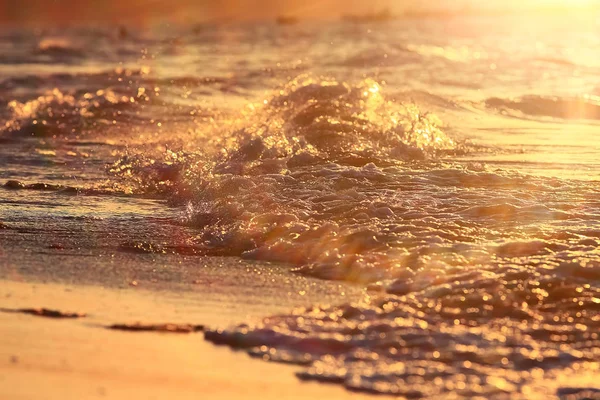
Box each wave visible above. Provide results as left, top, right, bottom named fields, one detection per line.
left=110, top=76, right=456, bottom=191
left=109, top=77, right=600, bottom=286
left=176, top=80, right=600, bottom=396
left=0, top=68, right=213, bottom=138
left=0, top=87, right=144, bottom=138
left=485, top=95, right=600, bottom=121
left=0, top=63, right=307, bottom=112
left=106, top=79, right=600, bottom=399
left=2, top=179, right=133, bottom=197
left=35, top=37, right=85, bottom=59
left=206, top=257, right=600, bottom=396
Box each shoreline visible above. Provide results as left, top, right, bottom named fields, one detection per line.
left=0, top=203, right=378, bottom=399
left=0, top=278, right=377, bottom=400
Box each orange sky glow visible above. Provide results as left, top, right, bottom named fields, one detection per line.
left=0, top=0, right=598, bottom=25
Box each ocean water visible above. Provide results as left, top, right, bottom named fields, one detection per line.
left=1, top=15, right=600, bottom=398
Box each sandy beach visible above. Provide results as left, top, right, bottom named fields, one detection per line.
left=0, top=250, right=376, bottom=400
left=0, top=193, right=380, bottom=400
left=0, top=282, right=377, bottom=400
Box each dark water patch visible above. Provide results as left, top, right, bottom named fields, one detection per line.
left=557, top=388, right=600, bottom=400
left=2, top=179, right=155, bottom=198
left=5, top=179, right=69, bottom=191
left=108, top=322, right=204, bottom=333
left=0, top=307, right=86, bottom=319
left=3, top=179, right=86, bottom=195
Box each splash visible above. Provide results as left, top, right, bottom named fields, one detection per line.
left=110, top=76, right=455, bottom=188
left=109, top=77, right=459, bottom=272
left=2, top=85, right=147, bottom=137
left=109, top=77, right=600, bottom=290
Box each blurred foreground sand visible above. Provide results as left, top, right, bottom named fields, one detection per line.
left=0, top=252, right=374, bottom=400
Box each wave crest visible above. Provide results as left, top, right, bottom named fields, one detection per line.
left=2, top=86, right=148, bottom=137
left=486, top=95, right=600, bottom=121
left=110, top=77, right=600, bottom=294
left=225, top=77, right=455, bottom=163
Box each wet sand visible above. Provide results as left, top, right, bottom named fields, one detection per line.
left=0, top=279, right=376, bottom=400
left=0, top=219, right=375, bottom=399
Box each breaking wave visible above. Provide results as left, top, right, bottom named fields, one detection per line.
left=108, top=76, right=600, bottom=397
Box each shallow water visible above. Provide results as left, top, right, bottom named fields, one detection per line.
left=1, top=14, right=599, bottom=398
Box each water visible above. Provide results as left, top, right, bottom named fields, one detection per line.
left=1, top=14, right=600, bottom=399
